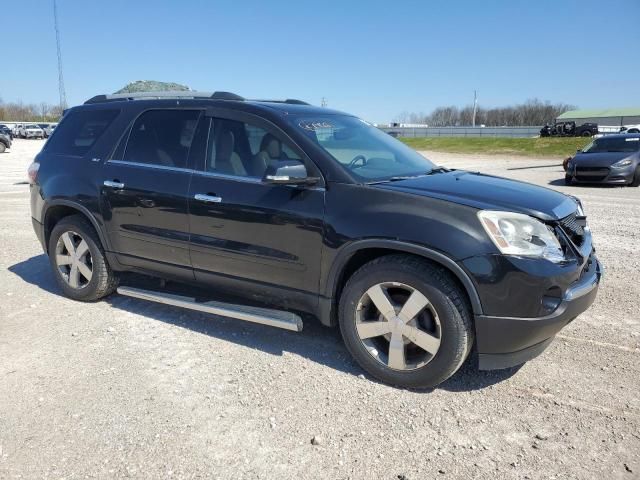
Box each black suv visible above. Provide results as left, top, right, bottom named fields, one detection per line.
left=29, top=91, right=602, bottom=388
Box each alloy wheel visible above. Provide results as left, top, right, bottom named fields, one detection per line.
left=355, top=282, right=441, bottom=371
left=55, top=231, right=93, bottom=289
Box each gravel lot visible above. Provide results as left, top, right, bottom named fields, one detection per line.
left=1, top=140, right=639, bottom=480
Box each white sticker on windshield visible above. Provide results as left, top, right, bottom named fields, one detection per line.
left=625, top=137, right=639, bottom=141
left=299, top=121, right=334, bottom=131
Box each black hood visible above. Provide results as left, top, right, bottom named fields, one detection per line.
left=374, top=170, right=577, bottom=221
left=574, top=151, right=639, bottom=167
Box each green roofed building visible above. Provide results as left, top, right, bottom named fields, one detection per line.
left=557, top=108, right=640, bottom=127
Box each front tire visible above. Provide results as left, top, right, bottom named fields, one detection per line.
left=48, top=215, right=118, bottom=301
left=339, top=255, right=474, bottom=388
left=581, top=131, right=592, bottom=137
left=0, top=143, right=5, bottom=153
left=564, top=175, right=574, bottom=185
left=631, top=166, right=640, bottom=187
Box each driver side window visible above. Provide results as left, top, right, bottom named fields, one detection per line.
left=205, top=118, right=301, bottom=178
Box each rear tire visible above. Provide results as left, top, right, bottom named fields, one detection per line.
left=338, top=254, right=474, bottom=388
left=0, top=143, right=5, bottom=153
left=48, top=215, right=118, bottom=301
left=564, top=175, right=574, bottom=185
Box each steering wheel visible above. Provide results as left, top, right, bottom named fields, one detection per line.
left=348, top=155, right=367, bottom=169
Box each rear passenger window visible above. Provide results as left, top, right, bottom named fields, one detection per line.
left=45, top=109, right=119, bottom=156
left=123, top=110, right=201, bottom=169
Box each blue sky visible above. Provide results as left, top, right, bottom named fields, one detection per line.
left=2, top=0, right=639, bottom=123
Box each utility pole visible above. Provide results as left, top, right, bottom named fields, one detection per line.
left=53, top=0, right=67, bottom=109
left=472, top=90, right=478, bottom=127
left=321, top=97, right=327, bottom=107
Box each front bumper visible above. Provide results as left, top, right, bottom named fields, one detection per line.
left=474, top=256, right=602, bottom=370
left=568, top=164, right=635, bottom=184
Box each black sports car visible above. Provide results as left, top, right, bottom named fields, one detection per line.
left=565, top=134, right=640, bottom=186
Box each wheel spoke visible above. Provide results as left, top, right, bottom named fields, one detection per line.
left=68, top=263, right=80, bottom=288
left=56, top=254, right=72, bottom=266
left=387, top=331, right=406, bottom=369
left=399, top=289, right=430, bottom=323
left=366, top=284, right=396, bottom=320
left=402, top=324, right=440, bottom=355
left=77, top=261, right=92, bottom=282
left=356, top=321, right=392, bottom=339
left=61, top=232, right=75, bottom=254
left=75, top=240, right=89, bottom=259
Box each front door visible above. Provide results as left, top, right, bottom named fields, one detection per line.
left=101, top=109, right=201, bottom=277
left=187, top=112, right=325, bottom=308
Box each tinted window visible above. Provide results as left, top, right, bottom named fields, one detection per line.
left=204, top=118, right=301, bottom=178
left=45, top=109, right=119, bottom=156
left=124, top=110, right=200, bottom=169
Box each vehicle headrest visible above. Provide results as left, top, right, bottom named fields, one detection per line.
left=259, top=133, right=281, bottom=159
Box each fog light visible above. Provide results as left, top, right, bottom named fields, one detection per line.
left=540, top=286, right=562, bottom=316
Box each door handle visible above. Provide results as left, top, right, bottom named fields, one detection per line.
left=104, top=180, right=125, bottom=189
left=194, top=193, right=222, bottom=203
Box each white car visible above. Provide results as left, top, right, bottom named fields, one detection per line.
left=22, top=125, right=45, bottom=139
left=620, top=125, right=640, bottom=134
left=44, top=124, right=57, bottom=137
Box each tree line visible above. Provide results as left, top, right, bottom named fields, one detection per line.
left=395, top=99, right=576, bottom=127
left=0, top=98, right=64, bottom=123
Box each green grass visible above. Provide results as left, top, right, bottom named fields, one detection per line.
left=400, top=137, right=591, bottom=158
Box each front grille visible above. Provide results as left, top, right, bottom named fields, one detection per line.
left=575, top=166, right=609, bottom=182
left=558, top=212, right=585, bottom=246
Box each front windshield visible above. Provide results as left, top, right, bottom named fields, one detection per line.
left=291, top=115, right=436, bottom=181
left=582, top=136, right=640, bottom=153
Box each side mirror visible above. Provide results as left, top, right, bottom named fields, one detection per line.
left=262, top=160, right=318, bottom=186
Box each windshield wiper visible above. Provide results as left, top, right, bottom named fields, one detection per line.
left=366, top=167, right=449, bottom=185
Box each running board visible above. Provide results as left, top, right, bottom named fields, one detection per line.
left=116, top=286, right=303, bottom=332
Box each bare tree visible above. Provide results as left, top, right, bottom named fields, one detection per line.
left=398, top=99, right=576, bottom=127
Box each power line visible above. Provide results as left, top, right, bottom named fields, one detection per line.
left=53, top=0, right=67, bottom=109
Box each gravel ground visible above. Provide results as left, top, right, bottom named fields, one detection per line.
left=1, top=140, right=639, bottom=480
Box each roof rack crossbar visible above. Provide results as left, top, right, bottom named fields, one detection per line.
left=84, top=90, right=245, bottom=105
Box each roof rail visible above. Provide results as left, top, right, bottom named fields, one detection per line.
left=84, top=90, right=245, bottom=105
left=251, top=98, right=310, bottom=105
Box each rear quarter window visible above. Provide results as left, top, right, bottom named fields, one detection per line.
left=45, top=109, right=119, bottom=156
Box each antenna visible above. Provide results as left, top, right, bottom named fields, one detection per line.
left=321, top=97, right=327, bottom=107
left=53, top=0, right=67, bottom=109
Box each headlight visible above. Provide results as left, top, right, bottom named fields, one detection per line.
left=478, top=211, right=564, bottom=262
left=611, top=158, right=632, bottom=168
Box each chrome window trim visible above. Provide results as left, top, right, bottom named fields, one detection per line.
left=194, top=170, right=262, bottom=184
left=106, top=159, right=326, bottom=190
left=106, top=159, right=192, bottom=174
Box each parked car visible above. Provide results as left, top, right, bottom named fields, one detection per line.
left=13, top=124, right=24, bottom=138
left=565, top=134, right=640, bottom=186
left=23, top=125, right=45, bottom=139
left=43, top=123, right=57, bottom=137
left=0, top=132, right=11, bottom=153
left=37, top=124, right=51, bottom=137
left=620, top=125, right=640, bottom=134
left=540, top=121, right=598, bottom=137
left=0, top=124, right=12, bottom=139
left=28, top=91, right=601, bottom=388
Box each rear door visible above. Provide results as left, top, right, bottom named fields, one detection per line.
left=187, top=110, right=326, bottom=305
left=101, top=109, right=201, bottom=278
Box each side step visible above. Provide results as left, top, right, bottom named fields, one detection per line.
left=116, top=286, right=303, bottom=332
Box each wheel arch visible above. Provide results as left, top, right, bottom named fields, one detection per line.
left=321, top=240, right=483, bottom=326
left=43, top=200, right=109, bottom=254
